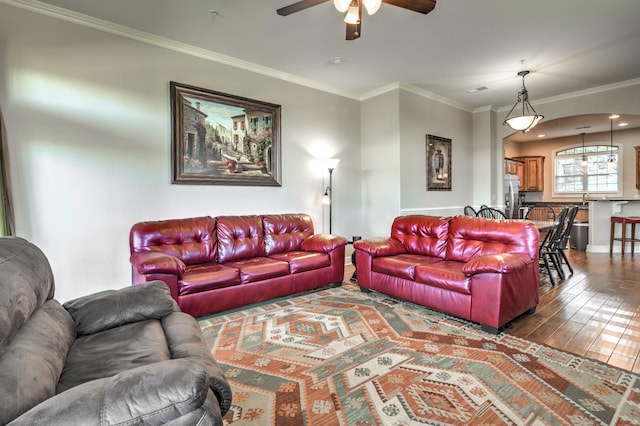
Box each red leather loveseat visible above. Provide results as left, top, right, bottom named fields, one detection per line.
left=130, top=214, right=347, bottom=317
left=354, top=215, right=540, bottom=333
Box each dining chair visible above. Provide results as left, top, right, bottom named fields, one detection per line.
left=555, top=206, right=579, bottom=275
left=539, top=207, right=568, bottom=286
left=525, top=205, right=556, bottom=222
left=463, top=205, right=477, bottom=216
left=476, top=207, right=507, bottom=219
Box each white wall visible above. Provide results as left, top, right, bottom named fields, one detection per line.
left=0, top=4, right=361, bottom=302
left=360, top=91, right=401, bottom=237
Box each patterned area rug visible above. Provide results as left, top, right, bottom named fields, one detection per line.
left=199, top=286, right=640, bottom=425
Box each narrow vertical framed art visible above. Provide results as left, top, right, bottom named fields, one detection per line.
left=426, top=134, right=451, bottom=191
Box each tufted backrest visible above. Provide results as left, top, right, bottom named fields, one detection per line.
left=0, top=237, right=76, bottom=425
left=263, top=214, right=314, bottom=255
left=217, top=215, right=266, bottom=263
left=446, top=215, right=539, bottom=262
left=391, top=215, right=450, bottom=258
left=129, top=216, right=217, bottom=265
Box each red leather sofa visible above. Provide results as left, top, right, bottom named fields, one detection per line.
left=130, top=214, right=347, bottom=317
left=354, top=215, right=540, bottom=333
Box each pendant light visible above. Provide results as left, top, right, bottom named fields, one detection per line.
left=608, top=114, right=619, bottom=164
left=503, top=71, right=544, bottom=132
left=580, top=133, right=588, bottom=167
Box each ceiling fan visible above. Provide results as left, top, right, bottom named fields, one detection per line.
left=276, top=0, right=437, bottom=40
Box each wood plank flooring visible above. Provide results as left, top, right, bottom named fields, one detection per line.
left=343, top=249, right=640, bottom=373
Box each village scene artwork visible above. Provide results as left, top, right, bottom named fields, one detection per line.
left=171, top=82, right=281, bottom=186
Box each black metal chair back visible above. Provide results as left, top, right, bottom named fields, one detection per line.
left=476, top=207, right=507, bottom=219
left=463, top=205, right=477, bottom=216
left=539, top=207, right=569, bottom=286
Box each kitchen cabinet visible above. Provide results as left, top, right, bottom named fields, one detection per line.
left=514, top=156, right=545, bottom=192
left=504, top=158, right=525, bottom=190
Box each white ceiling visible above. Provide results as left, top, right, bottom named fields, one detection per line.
left=28, top=0, right=640, bottom=141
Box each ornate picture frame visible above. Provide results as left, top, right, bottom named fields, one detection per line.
left=171, top=81, right=282, bottom=186
left=426, top=134, right=452, bottom=191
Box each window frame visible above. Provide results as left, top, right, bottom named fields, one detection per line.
left=552, top=143, right=623, bottom=198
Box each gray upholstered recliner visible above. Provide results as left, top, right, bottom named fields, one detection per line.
left=0, top=237, right=232, bottom=425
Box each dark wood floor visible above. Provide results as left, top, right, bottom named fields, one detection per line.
left=344, top=249, right=640, bottom=373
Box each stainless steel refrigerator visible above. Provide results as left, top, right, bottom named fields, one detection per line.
left=504, top=174, right=520, bottom=219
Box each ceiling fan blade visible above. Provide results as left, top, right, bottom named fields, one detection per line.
left=382, top=0, right=436, bottom=14
left=277, top=0, right=330, bottom=16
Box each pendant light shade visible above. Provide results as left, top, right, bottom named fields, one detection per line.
left=503, top=71, right=544, bottom=132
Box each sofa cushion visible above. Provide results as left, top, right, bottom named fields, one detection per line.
left=446, top=215, right=539, bottom=263
left=179, top=263, right=241, bottom=295
left=57, top=320, right=170, bottom=393
left=391, top=215, right=449, bottom=258
left=372, top=254, right=443, bottom=281
left=415, top=261, right=471, bottom=295
left=269, top=251, right=330, bottom=273
left=263, top=214, right=314, bottom=255
left=217, top=215, right=266, bottom=262
left=129, top=216, right=217, bottom=266
left=223, top=257, right=290, bottom=284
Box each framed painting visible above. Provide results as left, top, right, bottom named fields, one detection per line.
left=171, top=81, right=282, bottom=186
left=426, top=134, right=452, bottom=191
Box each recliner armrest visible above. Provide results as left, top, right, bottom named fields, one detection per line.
left=462, top=253, right=532, bottom=275
left=63, top=281, right=179, bottom=335
left=130, top=251, right=186, bottom=275
left=353, top=238, right=406, bottom=257
left=301, top=234, right=348, bottom=252
left=11, top=359, right=221, bottom=425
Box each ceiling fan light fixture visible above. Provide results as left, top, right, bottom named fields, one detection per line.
left=333, top=0, right=351, bottom=13
left=344, top=1, right=360, bottom=24
left=344, top=0, right=360, bottom=24
left=503, top=70, right=544, bottom=132
left=363, top=0, right=382, bottom=15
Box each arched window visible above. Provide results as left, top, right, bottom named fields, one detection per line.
left=554, top=145, right=620, bottom=195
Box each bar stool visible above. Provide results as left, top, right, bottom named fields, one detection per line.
left=610, top=216, right=640, bottom=255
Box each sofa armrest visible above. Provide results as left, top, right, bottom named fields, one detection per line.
left=462, top=253, right=532, bottom=275
left=63, top=281, right=180, bottom=335
left=301, top=233, right=348, bottom=252
left=353, top=237, right=406, bottom=257
left=10, top=359, right=221, bottom=425
left=130, top=251, right=186, bottom=275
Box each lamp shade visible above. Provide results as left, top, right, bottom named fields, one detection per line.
left=505, top=115, right=543, bottom=131
left=363, top=0, right=382, bottom=14
left=325, top=158, right=340, bottom=170
left=344, top=2, right=360, bottom=24
left=333, top=0, right=351, bottom=12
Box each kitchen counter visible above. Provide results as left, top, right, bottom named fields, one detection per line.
left=587, top=199, right=640, bottom=253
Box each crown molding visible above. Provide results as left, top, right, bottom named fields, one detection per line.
left=493, top=77, right=640, bottom=113
left=360, top=82, right=473, bottom=112
left=1, top=0, right=362, bottom=101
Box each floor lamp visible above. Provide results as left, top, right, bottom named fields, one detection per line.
left=321, top=159, right=340, bottom=234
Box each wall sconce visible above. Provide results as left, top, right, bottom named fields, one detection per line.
left=503, top=70, right=544, bottom=132
left=322, top=158, right=340, bottom=234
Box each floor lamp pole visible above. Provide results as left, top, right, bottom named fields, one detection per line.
left=328, top=167, right=334, bottom=234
